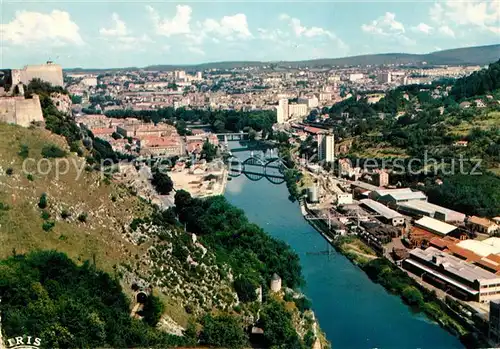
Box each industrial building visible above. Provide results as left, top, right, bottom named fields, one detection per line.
left=457, top=238, right=500, bottom=258
left=429, top=236, right=500, bottom=275
left=397, top=200, right=466, bottom=223
left=370, top=188, right=427, bottom=205
left=307, top=186, right=319, bottom=203
left=413, top=216, right=457, bottom=237
left=403, top=246, right=500, bottom=302
left=467, top=216, right=500, bottom=235
left=336, top=193, right=353, bottom=205
left=360, top=199, right=405, bottom=226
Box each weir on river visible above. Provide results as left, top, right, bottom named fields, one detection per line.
left=224, top=144, right=463, bottom=349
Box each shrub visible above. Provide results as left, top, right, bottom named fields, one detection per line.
left=18, top=144, right=29, bottom=159
left=41, top=211, right=51, bottom=220
left=69, top=141, right=82, bottom=155
left=38, top=193, right=48, bottom=209
left=5, top=168, right=13, bottom=176
left=41, top=144, right=67, bottom=158
left=77, top=213, right=88, bottom=223
left=61, top=210, right=71, bottom=219
left=27, top=174, right=34, bottom=181
left=42, top=220, right=55, bottom=232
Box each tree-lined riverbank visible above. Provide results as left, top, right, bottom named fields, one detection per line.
left=225, top=145, right=462, bottom=349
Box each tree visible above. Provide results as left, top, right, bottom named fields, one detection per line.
left=175, top=120, right=188, bottom=136
left=151, top=168, right=174, bottom=195
left=38, top=193, right=48, bottom=209
left=141, top=295, right=164, bottom=326
left=174, top=190, right=192, bottom=211
left=248, top=129, right=257, bottom=140
left=201, top=140, right=217, bottom=162
left=200, top=314, right=247, bottom=349
left=71, top=94, right=83, bottom=104
left=213, top=120, right=225, bottom=133
left=41, top=144, right=67, bottom=158
left=234, top=276, right=258, bottom=303
left=259, top=300, right=303, bottom=348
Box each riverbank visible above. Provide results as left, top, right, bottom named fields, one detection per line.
left=300, top=200, right=486, bottom=347
left=227, top=143, right=462, bottom=348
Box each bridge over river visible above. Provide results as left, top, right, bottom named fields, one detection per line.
left=227, top=150, right=288, bottom=184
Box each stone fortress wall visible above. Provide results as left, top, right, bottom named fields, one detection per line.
left=12, top=62, right=64, bottom=87
left=0, top=62, right=63, bottom=128
left=0, top=95, right=44, bottom=127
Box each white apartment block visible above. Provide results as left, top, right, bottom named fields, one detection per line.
left=174, top=70, right=186, bottom=81
left=288, top=103, right=308, bottom=119
left=276, top=99, right=289, bottom=124
left=348, top=73, right=364, bottom=82
left=318, top=133, right=335, bottom=163
left=298, top=95, right=319, bottom=108
left=276, top=99, right=308, bottom=124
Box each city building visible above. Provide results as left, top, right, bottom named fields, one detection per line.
left=298, top=95, right=319, bottom=108
left=174, top=70, right=186, bottom=81
left=377, top=170, right=389, bottom=187
left=348, top=73, right=364, bottom=82
left=467, top=216, right=500, bottom=235
left=139, top=136, right=184, bottom=157
left=81, top=76, right=98, bottom=87
left=317, top=133, right=335, bottom=163
left=403, top=246, right=500, bottom=302
left=117, top=123, right=177, bottom=138
left=276, top=99, right=289, bottom=124
left=288, top=103, right=308, bottom=120
left=377, top=72, right=392, bottom=84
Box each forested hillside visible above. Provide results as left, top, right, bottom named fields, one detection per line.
left=0, top=251, right=185, bottom=348
left=0, top=82, right=323, bottom=348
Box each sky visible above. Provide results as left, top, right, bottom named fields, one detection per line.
left=1, top=0, right=499, bottom=69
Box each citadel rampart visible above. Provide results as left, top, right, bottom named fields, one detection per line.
left=0, top=95, right=44, bottom=127
left=10, top=62, right=64, bottom=87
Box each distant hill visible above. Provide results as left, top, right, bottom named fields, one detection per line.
left=65, top=44, right=500, bottom=72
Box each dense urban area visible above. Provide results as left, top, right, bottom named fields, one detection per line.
left=0, top=43, right=499, bottom=349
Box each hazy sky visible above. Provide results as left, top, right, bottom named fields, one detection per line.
left=1, top=0, right=499, bottom=68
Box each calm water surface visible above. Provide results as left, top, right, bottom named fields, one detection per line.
left=224, top=146, right=463, bottom=349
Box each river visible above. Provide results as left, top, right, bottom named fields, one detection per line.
left=224, top=146, right=463, bottom=349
